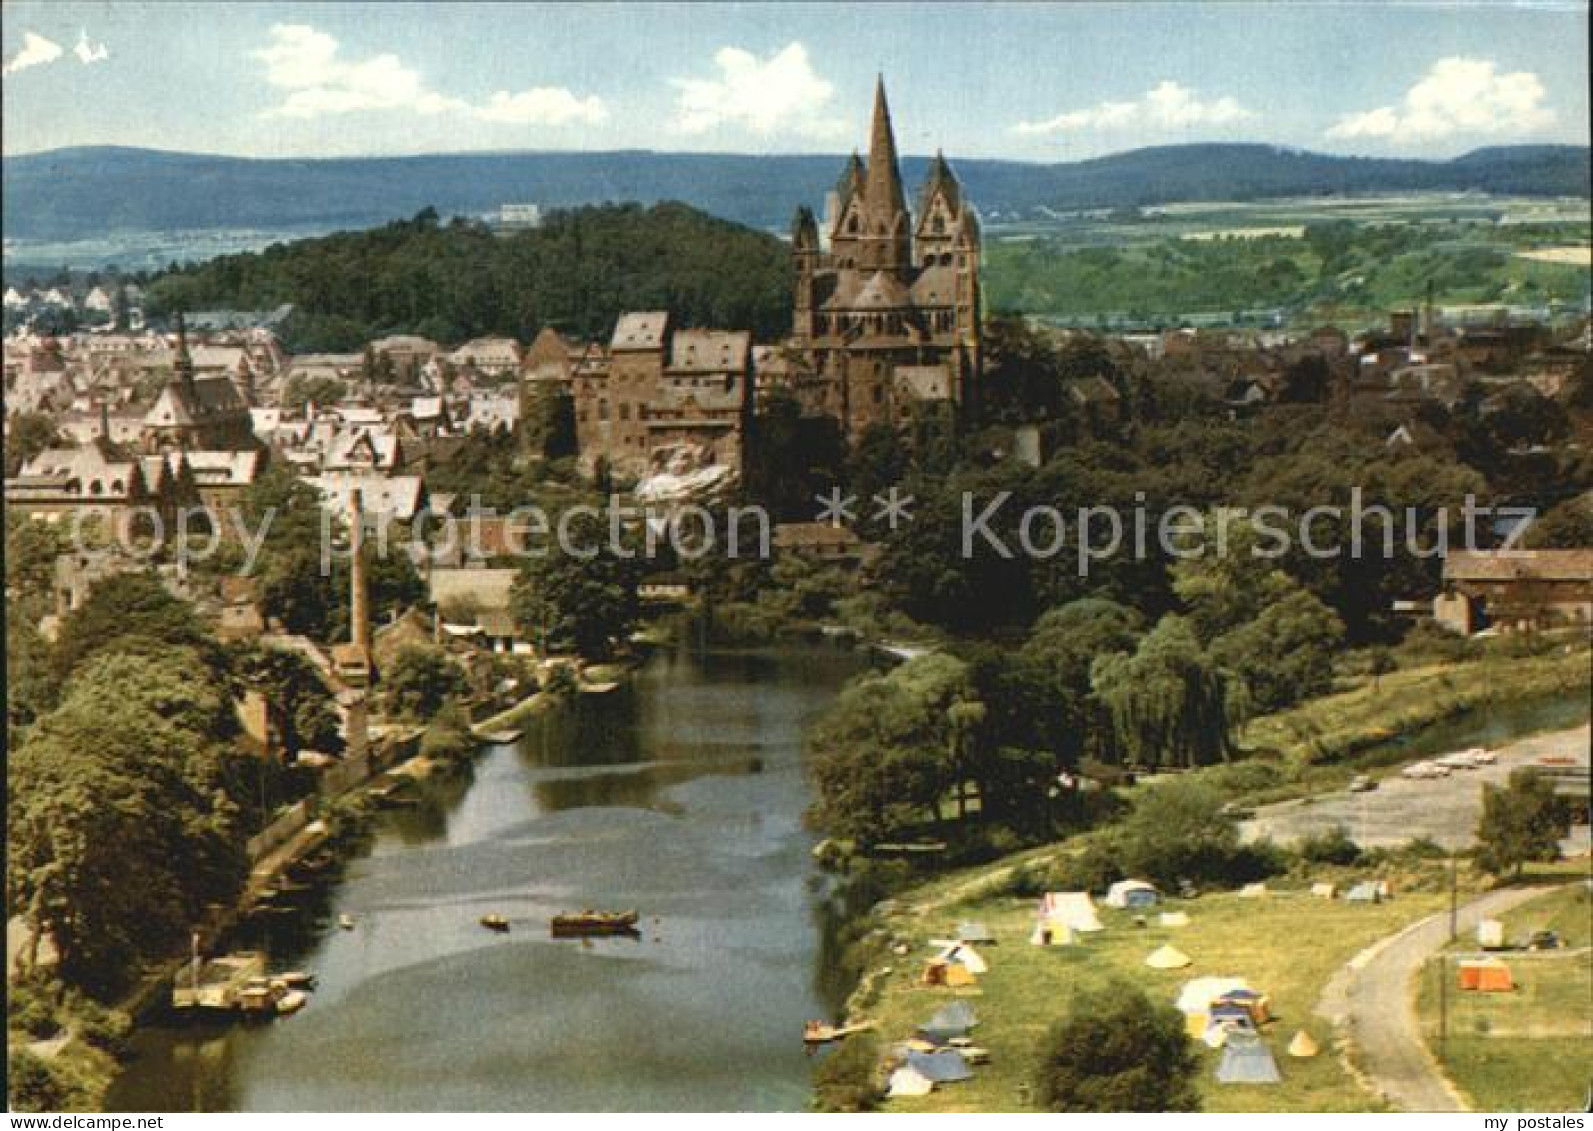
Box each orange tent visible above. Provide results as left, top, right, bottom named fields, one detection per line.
left=1457, top=959, right=1514, bottom=992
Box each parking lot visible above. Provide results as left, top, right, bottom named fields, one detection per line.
left=1240, top=725, right=1590, bottom=852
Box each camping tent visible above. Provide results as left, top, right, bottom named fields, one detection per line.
left=1239, top=882, right=1269, bottom=899
left=906, top=1049, right=973, bottom=1083
left=955, top=921, right=996, bottom=944
left=936, top=943, right=988, bottom=975
left=1214, top=988, right=1271, bottom=1024
left=1458, top=959, right=1514, bottom=992
left=1345, top=881, right=1382, bottom=903
left=1215, top=1033, right=1282, bottom=1084
left=1158, top=911, right=1190, bottom=928
left=1310, top=882, right=1337, bottom=899
left=919, top=1002, right=978, bottom=1044
left=1477, top=919, right=1505, bottom=949
left=1105, top=879, right=1160, bottom=909
left=1145, top=944, right=1193, bottom=969
left=1287, top=1030, right=1321, bottom=1058
left=1039, top=892, right=1103, bottom=932
left=887, top=1066, right=934, bottom=1097
left=1030, top=921, right=1075, bottom=946
left=1176, top=976, right=1251, bottom=1016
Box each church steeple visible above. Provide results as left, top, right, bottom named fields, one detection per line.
left=859, top=75, right=911, bottom=272
left=173, top=310, right=197, bottom=398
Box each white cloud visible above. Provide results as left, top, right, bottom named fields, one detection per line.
left=73, top=30, right=109, bottom=66
left=475, top=88, right=607, bottom=126
left=1014, top=80, right=1255, bottom=135
left=1326, top=57, right=1555, bottom=141
left=672, top=43, right=843, bottom=137
left=253, top=24, right=604, bottom=127
left=3, top=31, right=64, bottom=77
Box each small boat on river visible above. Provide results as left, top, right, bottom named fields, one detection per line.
left=480, top=914, right=511, bottom=932
left=338, top=913, right=356, bottom=930
left=551, top=910, right=640, bottom=937
left=276, top=989, right=309, bottom=1015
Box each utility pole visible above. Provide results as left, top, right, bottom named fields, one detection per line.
left=1437, top=954, right=1448, bottom=1063
left=1449, top=850, right=1459, bottom=942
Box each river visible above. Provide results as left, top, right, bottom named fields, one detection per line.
left=105, top=641, right=863, bottom=1112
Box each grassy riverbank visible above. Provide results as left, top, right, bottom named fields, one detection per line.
left=1233, top=642, right=1591, bottom=804
left=844, top=854, right=1457, bottom=1112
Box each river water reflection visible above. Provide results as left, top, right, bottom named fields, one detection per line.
left=106, top=642, right=863, bottom=1112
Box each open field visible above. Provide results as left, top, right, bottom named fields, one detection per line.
left=858, top=876, right=1451, bottom=1111
left=1515, top=246, right=1592, bottom=266
left=983, top=193, right=1591, bottom=329
left=1415, top=883, right=1593, bottom=1111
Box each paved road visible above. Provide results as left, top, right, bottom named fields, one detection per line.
left=1242, top=725, right=1590, bottom=852
left=1317, top=885, right=1554, bottom=1112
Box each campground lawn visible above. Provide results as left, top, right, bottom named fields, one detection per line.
left=1416, top=881, right=1593, bottom=1111
left=858, top=881, right=1449, bottom=1112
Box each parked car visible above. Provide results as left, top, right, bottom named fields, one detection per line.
left=1527, top=929, right=1560, bottom=951
left=1348, top=774, right=1377, bottom=793
left=1436, top=752, right=1481, bottom=770
left=1402, top=761, right=1451, bottom=780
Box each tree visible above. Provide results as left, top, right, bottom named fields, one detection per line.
left=1475, top=769, right=1569, bottom=877
left=382, top=645, right=467, bottom=719
left=510, top=508, right=639, bottom=659
left=807, top=654, right=975, bottom=845
left=8, top=648, right=249, bottom=992
left=3, top=412, right=59, bottom=476
left=1211, top=586, right=1345, bottom=713
left=52, top=571, right=225, bottom=684
left=234, top=645, right=343, bottom=756
left=1091, top=616, right=1235, bottom=769
left=1033, top=982, right=1199, bottom=1112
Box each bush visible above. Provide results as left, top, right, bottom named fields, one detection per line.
left=7, top=1049, right=74, bottom=1111
left=1296, top=824, right=1362, bottom=866
left=1046, top=843, right=1124, bottom=893
left=811, top=1033, right=882, bottom=1112
left=7, top=982, right=61, bottom=1040
left=1033, top=982, right=1200, bottom=1112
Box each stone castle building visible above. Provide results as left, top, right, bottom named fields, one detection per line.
left=789, top=78, right=982, bottom=439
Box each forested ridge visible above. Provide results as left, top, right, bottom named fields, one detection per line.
left=144, top=202, right=791, bottom=350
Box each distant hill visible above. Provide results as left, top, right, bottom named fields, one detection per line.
left=5, top=143, right=1588, bottom=242
left=141, top=202, right=791, bottom=351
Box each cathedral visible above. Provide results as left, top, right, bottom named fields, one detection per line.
left=789, top=78, right=982, bottom=440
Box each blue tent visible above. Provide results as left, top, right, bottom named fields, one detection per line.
left=906, top=1049, right=973, bottom=1083
left=918, top=1001, right=978, bottom=1044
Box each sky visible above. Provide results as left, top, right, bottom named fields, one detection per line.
left=2, top=1, right=1588, bottom=162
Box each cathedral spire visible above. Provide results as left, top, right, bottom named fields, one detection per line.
left=173, top=310, right=196, bottom=398
left=863, top=75, right=907, bottom=221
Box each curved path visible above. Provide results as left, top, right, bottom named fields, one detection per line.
left=1317, top=884, right=1553, bottom=1112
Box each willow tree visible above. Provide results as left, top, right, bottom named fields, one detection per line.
left=1090, top=615, right=1234, bottom=769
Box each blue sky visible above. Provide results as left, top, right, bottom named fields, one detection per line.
left=2, top=2, right=1587, bottom=161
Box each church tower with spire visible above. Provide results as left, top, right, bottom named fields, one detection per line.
left=788, top=77, right=981, bottom=439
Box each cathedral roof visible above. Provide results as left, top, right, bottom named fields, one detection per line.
left=850, top=270, right=913, bottom=311
left=910, top=264, right=958, bottom=306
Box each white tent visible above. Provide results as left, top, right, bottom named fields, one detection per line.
left=1239, top=882, right=1269, bottom=898
left=887, top=1066, right=934, bottom=1097
left=1039, top=891, right=1103, bottom=932
left=1105, top=879, right=1160, bottom=909
left=1176, top=976, right=1251, bottom=1016
left=1158, top=911, right=1191, bottom=928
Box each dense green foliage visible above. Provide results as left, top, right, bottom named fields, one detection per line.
left=144, top=203, right=791, bottom=350
left=510, top=508, right=641, bottom=660
left=1474, top=769, right=1571, bottom=877
left=1033, top=982, right=1200, bottom=1112
left=382, top=645, right=467, bottom=720
left=8, top=633, right=252, bottom=993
